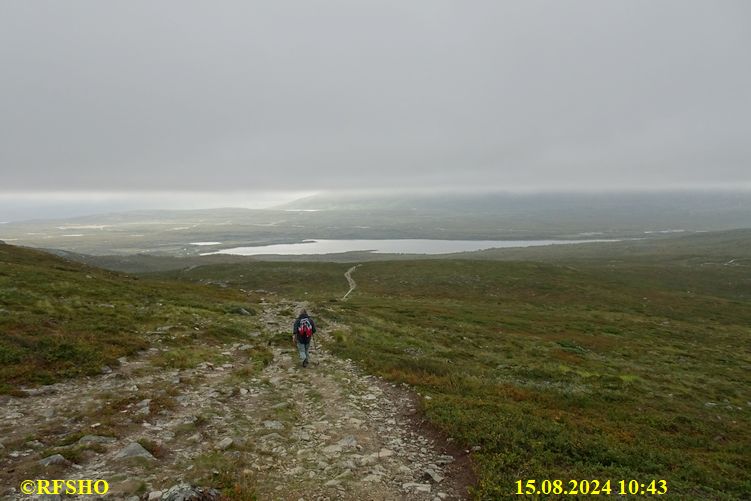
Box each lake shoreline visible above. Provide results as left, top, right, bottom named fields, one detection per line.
left=203, top=238, right=621, bottom=256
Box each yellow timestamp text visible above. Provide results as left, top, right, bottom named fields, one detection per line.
left=515, top=479, right=668, bottom=496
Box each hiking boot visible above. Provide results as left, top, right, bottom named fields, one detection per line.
left=302, top=357, right=309, bottom=368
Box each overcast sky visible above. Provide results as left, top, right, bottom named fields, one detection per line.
left=1, top=0, right=749, bottom=194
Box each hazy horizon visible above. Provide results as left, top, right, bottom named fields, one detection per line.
left=1, top=187, right=750, bottom=223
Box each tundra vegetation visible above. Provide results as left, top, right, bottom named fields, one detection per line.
left=0, top=243, right=264, bottom=395
left=160, top=236, right=751, bottom=499
left=1, top=230, right=749, bottom=499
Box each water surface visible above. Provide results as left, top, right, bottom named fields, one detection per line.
left=204, top=238, right=618, bottom=256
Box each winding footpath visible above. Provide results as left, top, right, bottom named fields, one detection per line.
left=342, top=265, right=361, bottom=301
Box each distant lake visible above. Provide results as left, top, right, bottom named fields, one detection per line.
left=203, top=238, right=619, bottom=256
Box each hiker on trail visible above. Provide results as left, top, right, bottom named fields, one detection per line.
left=292, top=309, right=317, bottom=367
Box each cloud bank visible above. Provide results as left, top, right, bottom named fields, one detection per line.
left=1, top=0, right=749, bottom=191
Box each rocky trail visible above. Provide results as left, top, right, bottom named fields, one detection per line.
left=0, top=297, right=468, bottom=500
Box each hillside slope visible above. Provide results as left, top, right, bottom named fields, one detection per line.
left=0, top=243, right=257, bottom=394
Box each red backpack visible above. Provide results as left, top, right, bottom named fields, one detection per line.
left=297, top=317, right=313, bottom=341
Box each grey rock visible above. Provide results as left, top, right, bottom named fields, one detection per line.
left=424, top=468, right=445, bottom=483
left=336, top=435, right=358, bottom=450
left=21, top=386, right=57, bottom=397
left=263, top=420, right=284, bottom=430
left=403, top=482, right=432, bottom=493
left=323, top=444, right=342, bottom=454
left=38, top=454, right=70, bottom=467
left=260, top=432, right=283, bottom=443
left=78, top=435, right=116, bottom=445
left=114, top=442, right=155, bottom=460
left=339, top=459, right=357, bottom=470
left=377, top=448, right=394, bottom=458
left=216, top=438, right=233, bottom=450
left=160, top=483, right=221, bottom=501
left=336, top=469, right=353, bottom=479
left=148, top=491, right=163, bottom=501
left=296, top=430, right=311, bottom=441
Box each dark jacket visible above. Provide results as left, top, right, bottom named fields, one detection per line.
left=293, top=313, right=317, bottom=344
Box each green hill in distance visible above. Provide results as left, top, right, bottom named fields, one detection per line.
left=469, top=228, right=751, bottom=264
left=2, top=191, right=750, bottom=257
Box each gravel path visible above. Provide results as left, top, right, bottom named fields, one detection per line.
left=342, top=265, right=361, bottom=301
